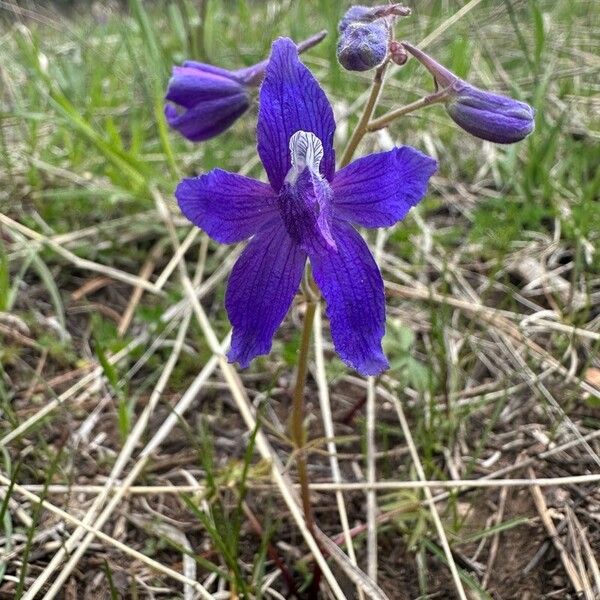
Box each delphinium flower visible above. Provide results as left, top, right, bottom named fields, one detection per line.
left=402, top=42, right=535, bottom=144
left=176, top=38, right=436, bottom=375
left=165, top=31, right=326, bottom=142
left=337, top=4, right=410, bottom=71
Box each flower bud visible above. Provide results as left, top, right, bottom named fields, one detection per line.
left=389, top=41, right=407, bottom=66
left=165, top=31, right=327, bottom=142
left=164, top=63, right=251, bottom=142
left=446, top=84, right=535, bottom=144
left=402, top=42, right=535, bottom=144
left=337, top=4, right=404, bottom=72
left=337, top=21, right=389, bottom=72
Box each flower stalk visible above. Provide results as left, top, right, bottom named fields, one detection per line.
left=288, top=283, right=321, bottom=593
left=367, top=87, right=450, bottom=131
left=289, top=297, right=318, bottom=533
left=339, top=58, right=389, bottom=167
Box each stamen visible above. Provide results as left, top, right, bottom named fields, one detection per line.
left=286, top=130, right=324, bottom=184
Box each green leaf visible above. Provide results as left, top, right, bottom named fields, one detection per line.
left=530, top=0, right=545, bottom=66
left=462, top=516, right=530, bottom=543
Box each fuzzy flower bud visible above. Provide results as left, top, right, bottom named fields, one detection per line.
left=402, top=42, right=535, bottom=144
left=337, top=21, right=389, bottom=71
left=337, top=4, right=411, bottom=72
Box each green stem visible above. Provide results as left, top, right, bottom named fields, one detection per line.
left=289, top=296, right=317, bottom=533
left=339, top=59, right=390, bottom=168
left=367, top=88, right=449, bottom=132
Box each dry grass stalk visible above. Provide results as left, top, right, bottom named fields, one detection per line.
left=0, top=213, right=165, bottom=295
left=313, top=306, right=365, bottom=600
left=0, top=473, right=214, bottom=599
left=527, top=467, right=584, bottom=596
left=366, top=376, right=378, bottom=583
left=390, top=394, right=468, bottom=600
left=10, top=472, right=600, bottom=496
left=481, top=482, right=509, bottom=588
left=117, top=239, right=166, bottom=336
left=571, top=509, right=600, bottom=596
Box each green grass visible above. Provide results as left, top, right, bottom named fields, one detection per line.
left=1, top=1, right=599, bottom=598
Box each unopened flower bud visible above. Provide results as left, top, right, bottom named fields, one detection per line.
left=389, top=41, right=407, bottom=66
left=402, top=42, right=535, bottom=144
left=337, top=21, right=389, bottom=71
left=446, top=85, right=535, bottom=144
left=165, top=31, right=327, bottom=142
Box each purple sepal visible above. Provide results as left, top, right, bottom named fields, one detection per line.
left=226, top=223, right=307, bottom=368
left=257, top=38, right=336, bottom=190
left=309, top=220, right=389, bottom=376
left=164, top=93, right=249, bottom=143
left=333, top=147, right=437, bottom=228
left=175, top=169, right=278, bottom=243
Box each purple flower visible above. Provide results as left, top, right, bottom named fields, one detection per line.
left=403, top=42, right=535, bottom=144
left=165, top=31, right=327, bottom=142
left=175, top=38, right=436, bottom=375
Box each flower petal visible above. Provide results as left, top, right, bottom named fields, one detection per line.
left=226, top=225, right=307, bottom=368
left=308, top=221, right=388, bottom=375
left=257, top=37, right=336, bottom=191
left=165, top=93, right=249, bottom=142
left=176, top=169, right=278, bottom=243
left=182, top=60, right=243, bottom=78
left=332, top=147, right=437, bottom=228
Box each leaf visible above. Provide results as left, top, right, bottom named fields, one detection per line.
left=530, top=0, right=545, bottom=66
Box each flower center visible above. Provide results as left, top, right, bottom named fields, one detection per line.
left=285, top=131, right=324, bottom=185
left=278, top=131, right=335, bottom=250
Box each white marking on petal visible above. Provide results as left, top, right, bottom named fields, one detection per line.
left=285, top=130, right=324, bottom=185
